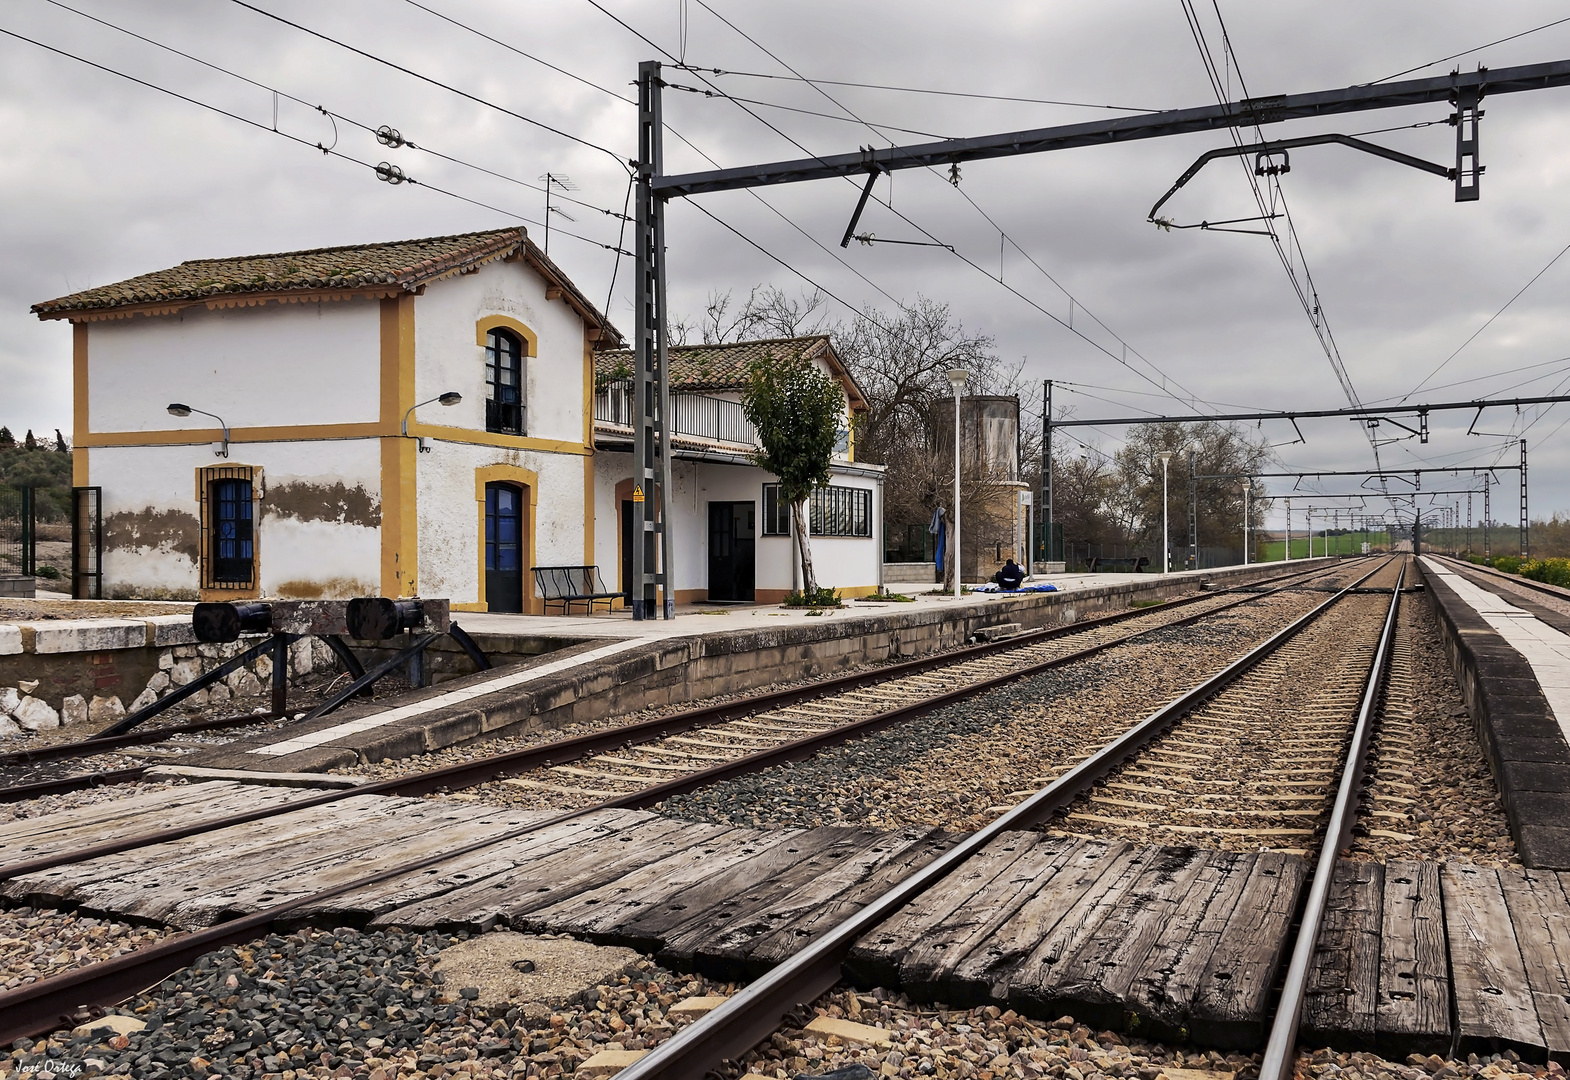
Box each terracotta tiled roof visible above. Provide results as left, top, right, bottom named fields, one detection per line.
left=597, top=335, right=867, bottom=409
left=32, top=228, right=623, bottom=345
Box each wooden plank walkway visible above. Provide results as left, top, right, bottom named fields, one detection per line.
left=5, top=782, right=1570, bottom=1059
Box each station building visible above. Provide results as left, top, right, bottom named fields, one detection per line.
left=31, top=228, right=883, bottom=611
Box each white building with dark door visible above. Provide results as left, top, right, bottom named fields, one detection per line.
left=32, top=229, right=885, bottom=610
left=591, top=337, right=883, bottom=604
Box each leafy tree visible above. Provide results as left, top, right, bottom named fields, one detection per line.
left=54, top=429, right=68, bottom=453
left=741, top=354, right=845, bottom=594
left=23, top=430, right=36, bottom=450
left=0, top=427, right=12, bottom=449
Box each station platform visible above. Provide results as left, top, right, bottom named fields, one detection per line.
left=1419, top=557, right=1570, bottom=868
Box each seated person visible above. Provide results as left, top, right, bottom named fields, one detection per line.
left=995, top=558, right=1026, bottom=590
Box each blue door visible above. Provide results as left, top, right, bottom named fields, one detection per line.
left=485, top=482, right=524, bottom=612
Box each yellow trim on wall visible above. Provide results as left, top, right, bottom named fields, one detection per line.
left=583, top=455, right=595, bottom=565
left=474, top=464, right=540, bottom=614
left=78, top=422, right=385, bottom=448
left=475, top=314, right=539, bottom=356
left=404, top=423, right=590, bottom=456
left=72, top=324, right=89, bottom=485
left=582, top=331, right=594, bottom=451
left=380, top=295, right=419, bottom=596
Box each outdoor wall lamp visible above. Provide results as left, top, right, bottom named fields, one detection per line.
left=167, top=402, right=229, bottom=458
left=403, top=391, right=462, bottom=452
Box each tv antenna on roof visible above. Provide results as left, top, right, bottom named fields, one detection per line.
left=538, top=173, right=578, bottom=255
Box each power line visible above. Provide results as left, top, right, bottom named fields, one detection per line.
left=0, top=24, right=631, bottom=258
left=1401, top=238, right=1570, bottom=402
left=670, top=64, right=1157, bottom=113
left=226, top=0, right=630, bottom=170
left=1178, top=0, right=1385, bottom=479
left=1371, top=14, right=1570, bottom=84
left=662, top=80, right=956, bottom=140
left=38, top=0, right=634, bottom=225
left=684, top=0, right=1211, bottom=412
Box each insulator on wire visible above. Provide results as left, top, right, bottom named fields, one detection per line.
left=376, top=125, right=405, bottom=148
left=375, top=162, right=407, bottom=185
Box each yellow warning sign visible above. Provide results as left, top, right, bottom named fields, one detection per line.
left=632, top=486, right=645, bottom=502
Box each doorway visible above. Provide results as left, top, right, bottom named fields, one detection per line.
left=708, top=501, right=756, bottom=602
left=484, top=481, right=525, bottom=612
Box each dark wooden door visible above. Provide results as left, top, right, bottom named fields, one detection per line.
left=707, top=501, right=756, bottom=602
left=620, top=499, right=633, bottom=603
left=485, top=482, right=524, bottom=613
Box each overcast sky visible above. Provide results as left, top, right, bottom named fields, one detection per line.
left=5, top=0, right=1570, bottom=534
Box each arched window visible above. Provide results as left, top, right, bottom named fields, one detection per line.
left=485, top=328, right=525, bottom=435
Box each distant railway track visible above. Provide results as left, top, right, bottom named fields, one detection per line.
left=0, top=559, right=1364, bottom=1039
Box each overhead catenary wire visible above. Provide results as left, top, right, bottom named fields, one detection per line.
left=226, top=0, right=631, bottom=172
left=681, top=0, right=1212, bottom=414
left=0, top=25, right=631, bottom=258
left=1401, top=238, right=1570, bottom=402
left=670, top=63, right=1157, bottom=113
left=1370, top=14, right=1570, bottom=84
left=38, top=0, right=634, bottom=225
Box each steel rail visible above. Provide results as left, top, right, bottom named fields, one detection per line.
left=0, top=711, right=290, bottom=768
left=0, top=561, right=1346, bottom=878
left=1258, top=561, right=1405, bottom=1080
left=0, top=564, right=1330, bottom=795
left=0, top=563, right=1361, bottom=1039
left=610, top=556, right=1399, bottom=1080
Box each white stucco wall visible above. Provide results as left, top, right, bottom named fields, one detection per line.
left=412, top=260, right=589, bottom=446
left=87, top=300, right=381, bottom=433
left=92, top=439, right=381, bottom=600
left=415, top=442, right=590, bottom=606
left=593, top=451, right=882, bottom=602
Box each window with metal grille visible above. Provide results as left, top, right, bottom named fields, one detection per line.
left=761, top=484, right=793, bottom=536
left=199, top=464, right=258, bottom=590
left=810, top=484, right=871, bottom=537
left=485, top=328, right=526, bottom=435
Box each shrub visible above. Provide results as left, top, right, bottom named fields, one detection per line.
left=1521, top=558, right=1570, bottom=588
left=784, top=586, right=842, bottom=607
left=36, top=565, right=61, bottom=580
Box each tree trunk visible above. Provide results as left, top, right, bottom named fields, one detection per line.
left=792, top=499, right=818, bottom=595
left=941, top=516, right=956, bottom=591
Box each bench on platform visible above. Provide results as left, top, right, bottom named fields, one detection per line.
left=531, top=565, right=623, bottom=615
left=1086, top=555, right=1150, bottom=573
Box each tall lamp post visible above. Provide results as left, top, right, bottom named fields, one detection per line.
left=1239, top=480, right=1251, bottom=565
left=1158, top=451, right=1173, bottom=573
left=947, top=368, right=970, bottom=598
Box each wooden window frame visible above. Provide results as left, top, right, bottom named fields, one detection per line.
left=197, top=463, right=262, bottom=597
left=485, top=328, right=527, bottom=436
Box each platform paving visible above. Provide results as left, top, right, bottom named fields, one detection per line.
left=6, top=781, right=1570, bottom=1059
left=1420, top=558, right=1570, bottom=869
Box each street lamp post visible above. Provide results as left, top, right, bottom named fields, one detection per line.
left=1158, top=451, right=1173, bottom=573
left=947, top=368, right=970, bottom=598
left=1239, top=481, right=1250, bottom=565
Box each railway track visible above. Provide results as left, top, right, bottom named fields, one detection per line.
left=606, top=555, right=1407, bottom=1080
left=0, top=560, right=1366, bottom=1040
left=0, top=560, right=1345, bottom=808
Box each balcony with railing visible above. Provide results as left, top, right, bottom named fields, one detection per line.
left=594, top=380, right=758, bottom=449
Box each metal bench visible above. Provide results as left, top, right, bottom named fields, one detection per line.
left=1086, top=555, right=1150, bottom=573
left=531, top=565, right=623, bottom=615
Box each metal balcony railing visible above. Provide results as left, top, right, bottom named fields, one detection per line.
left=594, top=380, right=757, bottom=447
